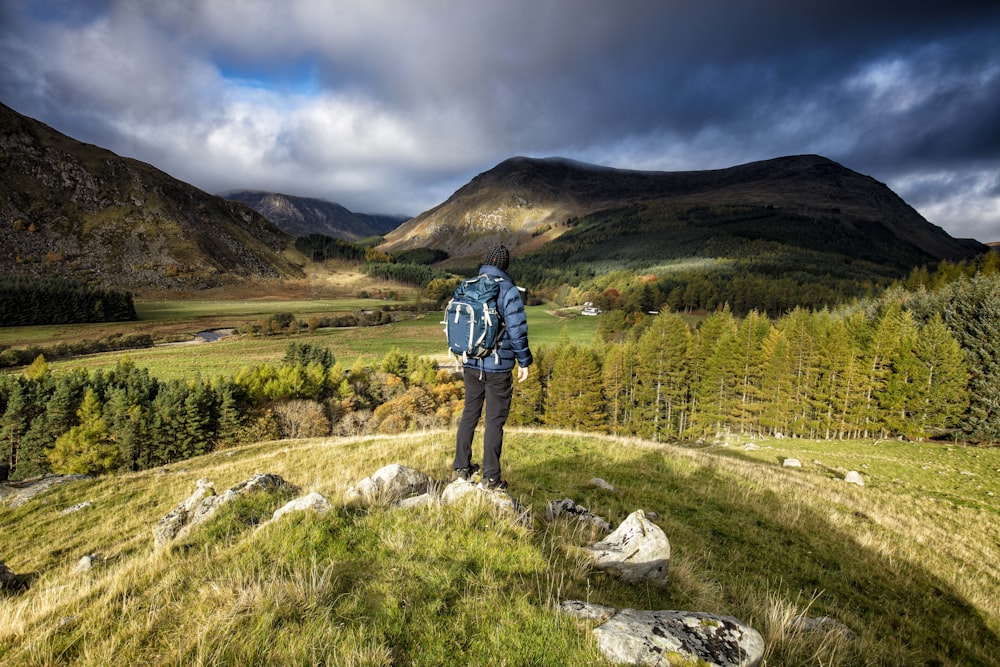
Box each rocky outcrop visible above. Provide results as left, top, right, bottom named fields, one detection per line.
left=153, top=474, right=298, bottom=548
left=560, top=601, right=764, bottom=667
left=0, top=473, right=94, bottom=509
left=546, top=498, right=611, bottom=535
left=344, top=464, right=433, bottom=507
left=583, top=509, right=670, bottom=587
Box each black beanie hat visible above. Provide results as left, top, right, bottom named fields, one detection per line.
left=483, top=244, right=510, bottom=271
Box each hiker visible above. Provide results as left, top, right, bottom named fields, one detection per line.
left=453, top=244, right=533, bottom=490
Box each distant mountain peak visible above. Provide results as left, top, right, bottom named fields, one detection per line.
left=222, top=191, right=407, bottom=241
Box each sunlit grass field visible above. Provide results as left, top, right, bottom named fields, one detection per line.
left=18, top=303, right=600, bottom=380
left=2, top=431, right=998, bottom=665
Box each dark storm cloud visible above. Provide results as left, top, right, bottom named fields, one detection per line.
left=1, top=0, right=998, bottom=239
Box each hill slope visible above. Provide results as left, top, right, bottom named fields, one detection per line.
left=222, top=191, right=407, bottom=241
left=0, top=103, right=303, bottom=291
left=1, top=431, right=998, bottom=665
left=379, top=155, right=986, bottom=269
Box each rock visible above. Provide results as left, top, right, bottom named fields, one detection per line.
left=546, top=498, right=611, bottom=535
left=783, top=458, right=802, bottom=468
left=3, top=473, right=94, bottom=508
left=153, top=480, right=218, bottom=549
left=558, top=599, right=617, bottom=623
left=398, top=493, right=434, bottom=509
left=440, top=479, right=531, bottom=525
left=344, top=464, right=431, bottom=507
left=588, top=477, right=619, bottom=493
left=268, top=491, right=331, bottom=524
left=154, top=473, right=297, bottom=548
left=0, top=562, right=15, bottom=588
left=75, top=553, right=102, bottom=573
left=61, top=501, right=93, bottom=514
left=597, top=609, right=763, bottom=667
left=440, top=478, right=481, bottom=504
left=561, top=602, right=764, bottom=667
left=744, top=443, right=761, bottom=451
left=583, top=510, right=670, bottom=587
left=844, top=470, right=864, bottom=486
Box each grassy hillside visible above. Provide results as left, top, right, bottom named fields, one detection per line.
left=2, top=431, right=998, bottom=665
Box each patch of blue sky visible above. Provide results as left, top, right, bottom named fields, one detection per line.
left=217, top=57, right=322, bottom=98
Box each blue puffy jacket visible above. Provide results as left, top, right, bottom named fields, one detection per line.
left=464, top=264, right=533, bottom=373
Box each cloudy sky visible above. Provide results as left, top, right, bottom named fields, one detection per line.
left=2, top=1, right=999, bottom=242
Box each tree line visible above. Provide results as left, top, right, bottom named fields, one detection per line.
left=509, top=273, right=998, bottom=445
left=0, top=344, right=463, bottom=480
left=0, top=276, right=137, bottom=326
left=2, top=271, right=997, bottom=482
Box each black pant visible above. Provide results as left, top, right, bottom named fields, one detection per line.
left=454, top=367, right=513, bottom=481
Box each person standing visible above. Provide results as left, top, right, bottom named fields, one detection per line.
left=453, top=244, right=532, bottom=490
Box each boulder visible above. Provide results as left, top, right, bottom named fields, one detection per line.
left=440, top=478, right=481, bottom=505
left=844, top=470, right=864, bottom=486
left=546, top=498, right=611, bottom=535
left=344, top=464, right=431, bottom=507
left=583, top=509, right=670, bottom=587
left=588, top=477, right=619, bottom=494
left=560, top=601, right=764, bottom=667
left=268, top=491, right=332, bottom=524
left=153, top=479, right=217, bottom=549
left=75, top=553, right=102, bottom=574
left=783, top=458, right=802, bottom=468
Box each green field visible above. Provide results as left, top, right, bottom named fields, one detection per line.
left=7, top=302, right=600, bottom=380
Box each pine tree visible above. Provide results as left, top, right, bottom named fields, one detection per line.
left=509, top=348, right=547, bottom=427
left=601, top=341, right=639, bottom=434
left=758, top=327, right=794, bottom=437
left=45, top=389, right=119, bottom=475
left=861, top=303, right=907, bottom=438
left=635, top=312, right=691, bottom=441
left=910, top=313, right=968, bottom=438
left=944, top=275, right=1000, bottom=443
left=688, top=307, right=740, bottom=439
left=731, top=310, right=771, bottom=436
left=544, top=345, right=605, bottom=431
left=0, top=381, right=29, bottom=476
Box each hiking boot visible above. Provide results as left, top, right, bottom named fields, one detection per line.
left=454, top=463, right=480, bottom=481
left=481, top=477, right=508, bottom=491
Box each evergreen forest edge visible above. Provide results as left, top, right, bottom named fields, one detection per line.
left=2, top=247, right=998, bottom=481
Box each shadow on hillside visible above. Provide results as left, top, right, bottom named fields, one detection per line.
left=513, top=448, right=1000, bottom=666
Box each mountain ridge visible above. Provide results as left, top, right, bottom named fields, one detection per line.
left=379, top=154, right=986, bottom=265
left=221, top=190, right=408, bottom=241
left=0, top=102, right=303, bottom=291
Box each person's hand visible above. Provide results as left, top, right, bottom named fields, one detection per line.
left=517, top=365, right=529, bottom=383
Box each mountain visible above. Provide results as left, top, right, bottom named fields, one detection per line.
left=0, top=103, right=303, bottom=291
left=222, top=191, right=408, bottom=241
left=379, top=155, right=987, bottom=268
